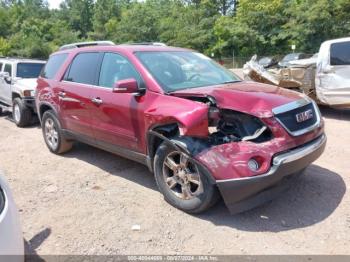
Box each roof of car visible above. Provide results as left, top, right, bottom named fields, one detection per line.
left=0, top=57, right=46, bottom=63
left=322, top=37, right=350, bottom=45
left=53, top=44, right=192, bottom=56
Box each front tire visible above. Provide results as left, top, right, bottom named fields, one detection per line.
left=42, top=110, right=73, bottom=154
left=12, top=98, right=32, bottom=127
left=154, top=142, right=219, bottom=214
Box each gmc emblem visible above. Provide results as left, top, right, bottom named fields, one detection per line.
left=296, top=109, right=313, bottom=123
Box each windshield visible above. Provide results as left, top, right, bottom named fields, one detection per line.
left=16, top=63, right=45, bottom=78
left=135, top=51, right=240, bottom=92
left=259, top=57, right=271, bottom=64
left=282, top=53, right=301, bottom=62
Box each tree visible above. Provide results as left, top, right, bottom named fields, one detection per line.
left=92, top=0, right=120, bottom=39
left=213, top=0, right=287, bottom=57
left=61, top=0, right=94, bottom=38
left=280, top=0, right=350, bottom=53
left=1, top=0, right=350, bottom=60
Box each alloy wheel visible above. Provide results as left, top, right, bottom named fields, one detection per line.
left=162, top=151, right=203, bottom=200
left=44, top=118, right=59, bottom=150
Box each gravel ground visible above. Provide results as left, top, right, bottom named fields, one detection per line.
left=0, top=107, right=349, bottom=256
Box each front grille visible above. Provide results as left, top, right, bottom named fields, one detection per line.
left=274, top=102, right=319, bottom=136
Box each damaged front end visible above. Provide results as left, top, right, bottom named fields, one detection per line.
left=151, top=92, right=326, bottom=214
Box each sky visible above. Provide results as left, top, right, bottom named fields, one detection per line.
left=47, top=0, right=63, bottom=9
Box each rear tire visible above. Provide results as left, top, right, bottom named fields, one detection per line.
left=154, top=142, right=219, bottom=214
left=42, top=110, right=73, bottom=154
left=12, top=98, right=32, bottom=127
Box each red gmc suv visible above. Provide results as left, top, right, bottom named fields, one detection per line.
left=35, top=41, right=326, bottom=214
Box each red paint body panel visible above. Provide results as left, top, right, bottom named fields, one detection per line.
left=172, top=82, right=302, bottom=118
left=88, top=86, right=141, bottom=151
left=36, top=45, right=325, bottom=182
left=195, top=118, right=324, bottom=180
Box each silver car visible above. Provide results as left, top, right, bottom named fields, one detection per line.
left=0, top=172, right=24, bottom=261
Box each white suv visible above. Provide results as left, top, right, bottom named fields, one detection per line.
left=0, top=58, right=46, bottom=127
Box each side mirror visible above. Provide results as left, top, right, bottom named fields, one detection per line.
left=0, top=72, right=9, bottom=78
left=0, top=72, right=11, bottom=83
left=113, top=78, right=139, bottom=94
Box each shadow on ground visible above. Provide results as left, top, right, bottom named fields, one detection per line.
left=198, top=165, right=345, bottom=232
left=25, top=228, right=51, bottom=261
left=320, top=105, right=350, bottom=121
left=63, top=141, right=345, bottom=233
left=65, top=142, right=157, bottom=191
left=0, top=111, right=40, bottom=128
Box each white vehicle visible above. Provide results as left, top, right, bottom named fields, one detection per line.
left=244, top=37, right=350, bottom=108
left=0, top=58, right=46, bottom=127
left=316, top=37, right=350, bottom=107
left=0, top=172, right=24, bottom=261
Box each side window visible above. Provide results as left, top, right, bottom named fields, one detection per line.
left=0, top=63, right=3, bottom=71
left=4, top=64, right=12, bottom=77
left=41, top=53, right=68, bottom=79
left=65, top=52, right=101, bottom=85
left=330, top=41, right=350, bottom=66
left=98, top=53, right=142, bottom=88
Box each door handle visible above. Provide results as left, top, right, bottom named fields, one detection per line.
left=58, top=91, right=66, bottom=98
left=91, top=97, right=103, bottom=105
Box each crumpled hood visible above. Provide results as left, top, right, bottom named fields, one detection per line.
left=171, top=81, right=303, bottom=118
left=14, top=78, right=37, bottom=91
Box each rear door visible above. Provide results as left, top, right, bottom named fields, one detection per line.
left=59, top=52, right=103, bottom=138
left=88, top=52, right=144, bottom=151
left=316, top=40, right=350, bottom=105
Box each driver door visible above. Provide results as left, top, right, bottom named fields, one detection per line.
left=89, top=52, right=145, bottom=151
left=0, top=63, right=13, bottom=105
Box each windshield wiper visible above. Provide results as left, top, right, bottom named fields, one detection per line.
left=222, top=80, right=241, bottom=84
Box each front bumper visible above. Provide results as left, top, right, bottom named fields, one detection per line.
left=217, top=134, right=327, bottom=214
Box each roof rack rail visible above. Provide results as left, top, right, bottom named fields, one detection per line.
left=126, top=42, right=167, bottom=47
left=59, top=41, right=115, bottom=51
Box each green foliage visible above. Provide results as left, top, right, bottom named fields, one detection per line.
left=0, top=0, right=350, bottom=60
left=0, top=37, right=11, bottom=56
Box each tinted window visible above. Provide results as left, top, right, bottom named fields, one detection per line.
left=99, top=53, right=141, bottom=88
left=0, top=63, right=3, bottom=71
left=330, top=41, right=350, bottom=65
left=66, top=53, right=101, bottom=85
left=17, top=63, right=45, bottom=78
left=4, top=64, right=12, bottom=76
left=41, top=53, right=68, bottom=79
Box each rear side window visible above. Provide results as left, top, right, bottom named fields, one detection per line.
left=41, top=53, right=68, bottom=79
left=65, top=52, right=101, bottom=85
left=4, top=64, right=12, bottom=76
left=330, top=41, right=350, bottom=65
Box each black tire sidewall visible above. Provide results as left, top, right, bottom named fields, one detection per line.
left=154, top=142, right=216, bottom=213
left=41, top=110, right=63, bottom=153
left=12, top=98, right=32, bottom=127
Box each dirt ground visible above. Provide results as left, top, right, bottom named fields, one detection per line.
left=0, top=106, right=350, bottom=256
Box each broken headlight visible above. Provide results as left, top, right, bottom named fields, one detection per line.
left=209, top=109, right=273, bottom=145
